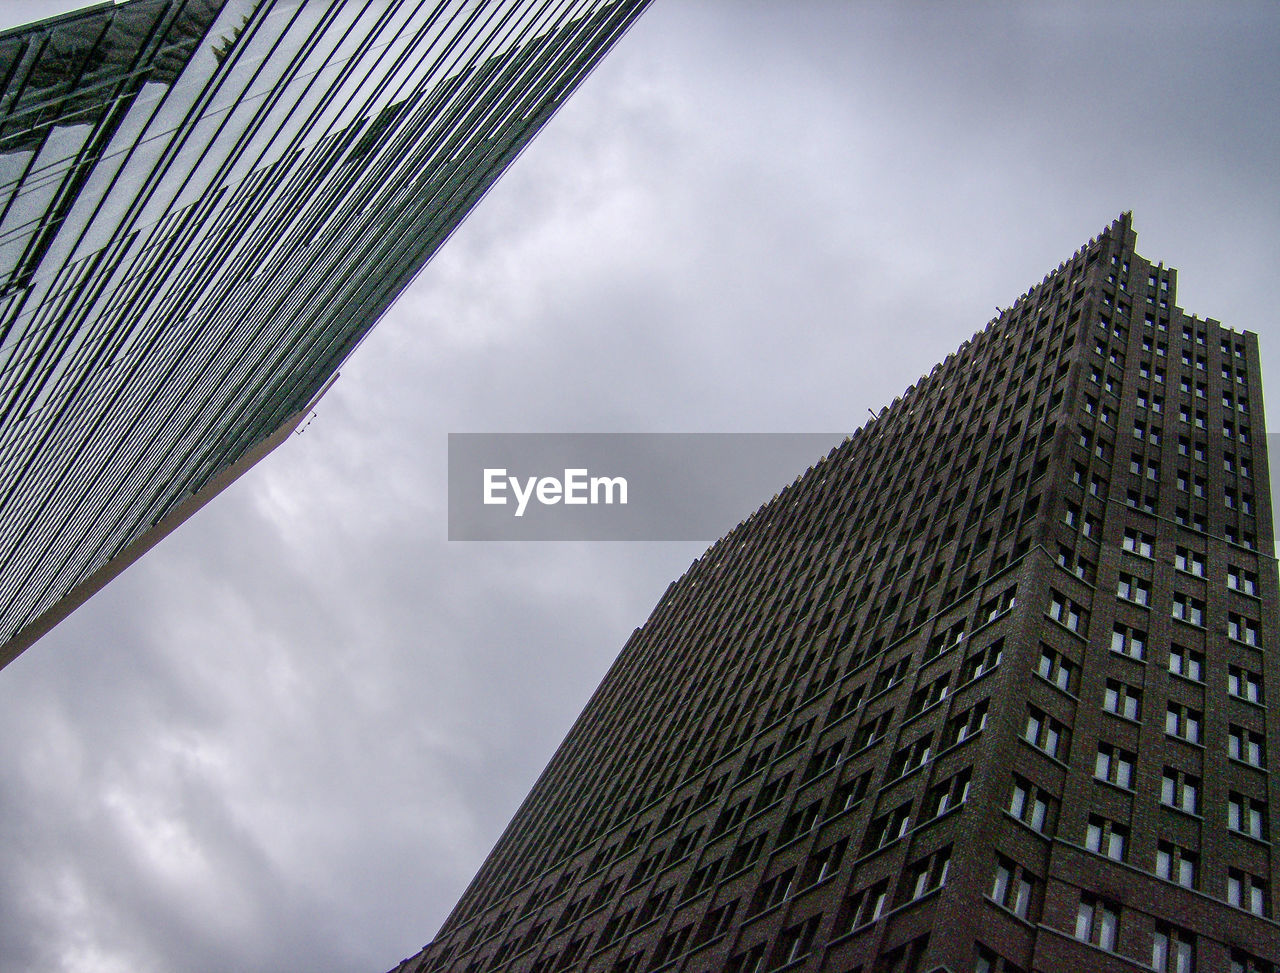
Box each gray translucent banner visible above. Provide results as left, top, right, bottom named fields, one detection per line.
left=448, top=433, right=847, bottom=541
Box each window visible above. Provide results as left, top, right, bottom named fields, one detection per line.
left=1160, top=768, right=1200, bottom=814
left=990, top=855, right=1035, bottom=918
left=906, top=846, right=951, bottom=901
left=1048, top=591, right=1086, bottom=634
left=1229, top=725, right=1266, bottom=767
left=980, top=586, right=1017, bottom=623
left=1174, top=547, right=1204, bottom=576
left=1123, top=529, right=1154, bottom=557
left=1230, top=948, right=1275, bottom=973
left=1228, top=665, right=1264, bottom=704
left=1008, top=775, right=1052, bottom=832
left=923, top=767, right=971, bottom=819
left=850, top=711, right=892, bottom=752
left=1103, top=679, right=1141, bottom=720
left=829, top=769, right=872, bottom=817
left=1228, top=612, right=1259, bottom=646
left=1171, top=594, right=1204, bottom=626
left=1155, top=840, right=1197, bottom=889
left=1095, top=744, right=1136, bottom=789
left=682, top=858, right=723, bottom=901
left=778, top=802, right=821, bottom=844
left=724, top=943, right=765, bottom=973
left=803, top=740, right=845, bottom=782
left=1151, top=922, right=1195, bottom=973
left=1084, top=815, right=1127, bottom=861
left=1023, top=706, right=1068, bottom=759
left=944, top=699, right=989, bottom=747
left=1165, top=703, right=1203, bottom=744
left=802, top=838, right=846, bottom=889
left=1228, top=566, right=1258, bottom=596
left=1037, top=645, right=1074, bottom=692
left=773, top=913, right=821, bottom=967
left=1227, top=868, right=1267, bottom=916
left=960, top=639, right=1003, bottom=682
left=727, top=832, right=769, bottom=875
left=905, top=675, right=950, bottom=718
left=1117, top=573, right=1150, bottom=605
left=865, top=805, right=911, bottom=851
left=1075, top=894, right=1119, bottom=950
left=1110, top=623, right=1146, bottom=660
left=840, top=878, right=889, bottom=932
left=750, top=867, right=795, bottom=914
left=1228, top=792, right=1267, bottom=839
left=1168, top=644, right=1204, bottom=682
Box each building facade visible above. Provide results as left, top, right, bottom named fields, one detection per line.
left=0, top=0, right=650, bottom=668
left=399, top=215, right=1278, bottom=973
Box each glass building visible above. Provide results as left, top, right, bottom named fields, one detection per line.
left=0, top=0, right=650, bottom=668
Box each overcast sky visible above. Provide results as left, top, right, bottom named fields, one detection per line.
left=1, top=2, right=1278, bottom=972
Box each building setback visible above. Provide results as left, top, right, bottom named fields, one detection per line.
left=0, top=0, right=650, bottom=669
left=398, top=215, right=1278, bottom=973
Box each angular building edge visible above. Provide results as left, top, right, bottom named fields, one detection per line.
left=0, top=401, right=306, bottom=671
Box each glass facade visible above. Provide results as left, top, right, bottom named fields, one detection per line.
left=0, top=0, right=651, bottom=667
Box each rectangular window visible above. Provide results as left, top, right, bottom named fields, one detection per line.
left=1037, top=645, right=1074, bottom=692
left=1171, top=594, right=1205, bottom=626
left=749, top=867, right=795, bottom=915
left=1095, top=744, right=1136, bottom=789
left=1165, top=703, right=1203, bottom=744
left=1048, top=591, right=1086, bottom=634
left=1168, top=645, right=1204, bottom=682
left=1227, top=868, right=1268, bottom=916
left=886, top=735, right=933, bottom=781
left=1008, top=775, right=1052, bottom=832
left=1151, top=922, right=1195, bottom=973
left=1228, top=665, right=1264, bottom=704
left=1155, top=840, right=1197, bottom=889
left=1023, top=706, right=1068, bottom=759
left=990, top=855, right=1035, bottom=918
left=923, top=767, right=971, bottom=819
left=1084, top=814, right=1127, bottom=861
left=1229, top=725, right=1266, bottom=768
left=805, top=838, right=847, bottom=887
left=1123, top=529, right=1154, bottom=557
left=1228, top=792, right=1267, bottom=839
left=943, top=699, right=989, bottom=747
left=1174, top=547, right=1204, bottom=576
left=1160, top=768, right=1200, bottom=814
left=1230, top=948, right=1275, bottom=973
left=840, top=878, right=889, bottom=932
left=1102, top=679, right=1141, bottom=720
left=906, top=846, right=951, bottom=901
left=1228, top=612, right=1259, bottom=646
left=1075, top=894, right=1119, bottom=950
left=865, top=805, right=911, bottom=851
left=1117, top=573, right=1150, bottom=605
left=960, top=639, right=1003, bottom=683
left=1111, top=623, right=1146, bottom=660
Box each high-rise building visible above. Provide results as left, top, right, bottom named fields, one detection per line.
left=399, top=215, right=1278, bottom=973
left=0, top=0, right=650, bottom=668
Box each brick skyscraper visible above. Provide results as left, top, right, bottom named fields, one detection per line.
left=397, top=215, right=1277, bottom=973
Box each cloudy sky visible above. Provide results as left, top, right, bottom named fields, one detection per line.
left=1, top=2, right=1278, bottom=972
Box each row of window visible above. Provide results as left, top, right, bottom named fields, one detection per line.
left=1074, top=894, right=1272, bottom=970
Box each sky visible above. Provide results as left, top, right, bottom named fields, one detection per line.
left=0, top=2, right=1278, bottom=972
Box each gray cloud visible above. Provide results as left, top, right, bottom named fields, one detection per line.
left=1, top=2, right=1278, bottom=971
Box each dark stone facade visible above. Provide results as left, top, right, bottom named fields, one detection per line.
left=399, top=215, right=1278, bottom=973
